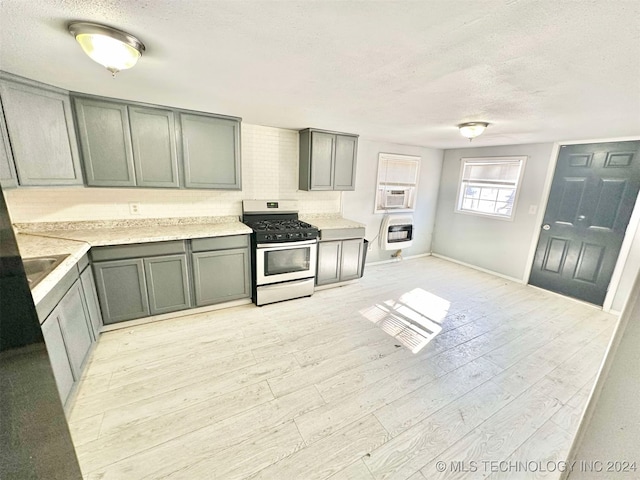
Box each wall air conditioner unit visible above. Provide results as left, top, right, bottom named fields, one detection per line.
left=375, top=153, right=420, bottom=214
left=383, top=186, right=412, bottom=209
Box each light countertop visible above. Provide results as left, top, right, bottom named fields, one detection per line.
left=16, top=234, right=90, bottom=305
left=14, top=216, right=252, bottom=306
left=301, top=214, right=366, bottom=230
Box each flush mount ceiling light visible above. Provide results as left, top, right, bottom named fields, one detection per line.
left=458, top=122, right=489, bottom=141
left=68, top=22, right=145, bottom=76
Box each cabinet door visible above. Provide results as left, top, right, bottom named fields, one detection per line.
left=93, top=259, right=149, bottom=324
left=74, top=98, right=136, bottom=186
left=316, top=241, right=341, bottom=285
left=181, top=113, right=241, bottom=190
left=144, top=254, right=191, bottom=315
left=80, top=267, right=103, bottom=339
left=57, top=282, right=94, bottom=379
left=310, top=132, right=335, bottom=190
left=41, top=314, right=74, bottom=405
left=333, top=135, right=357, bottom=190
left=0, top=81, right=83, bottom=185
left=0, top=99, right=17, bottom=188
left=129, top=106, right=180, bottom=188
left=192, top=248, right=250, bottom=306
left=340, top=239, right=363, bottom=281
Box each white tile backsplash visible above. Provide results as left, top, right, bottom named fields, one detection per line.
left=5, top=123, right=341, bottom=223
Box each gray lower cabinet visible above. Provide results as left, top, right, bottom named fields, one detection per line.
left=40, top=279, right=94, bottom=406
left=317, top=241, right=342, bottom=285
left=192, top=248, right=250, bottom=306
left=0, top=100, right=18, bottom=188
left=299, top=128, right=358, bottom=191
left=0, top=76, right=83, bottom=186
left=144, top=254, right=191, bottom=315
left=40, top=313, right=75, bottom=405
left=181, top=113, right=241, bottom=190
left=57, top=282, right=94, bottom=379
left=93, top=259, right=150, bottom=324
left=79, top=266, right=103, bottom=339
left=316, top=238, right=364, bottom=286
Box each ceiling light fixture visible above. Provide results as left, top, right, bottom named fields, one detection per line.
left=458, top=122, right=489, bottom=141
left=68, top=22, right=146, bottom=76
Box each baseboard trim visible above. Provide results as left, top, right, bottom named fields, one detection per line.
left=367, top=252, right=431, bottom=266
left=431, top=253, right=524, bottom=284
left=100, top=298, right=254, bottom=332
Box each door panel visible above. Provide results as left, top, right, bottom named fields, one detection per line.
left=333, top=135, right=357, bottom=190
left=529, top=141, right=640, bottom=305
left=144, top=254, right=190, bottom=315
left=74, top=98, right=135, bottom=186
left=310, top=132, right=334, bottom=190
left=129, top=106, right=179, bottom=188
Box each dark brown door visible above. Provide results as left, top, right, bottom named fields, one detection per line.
left=529, top=141, right=640, bottom=305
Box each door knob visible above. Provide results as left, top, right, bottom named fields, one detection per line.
left=542, top=224, right=551, bottom=230
left=577, top=215, right=586, bottom=221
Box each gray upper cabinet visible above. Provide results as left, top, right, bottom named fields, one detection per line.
left=73, top=97, right=136, bottom=187
left=299, top=128, right=358, bottom=191
left=129, top=106, right=180, bottom=188
left=333, top=135, right=358, bottom=190
left=0, top=77, right=83, bottom=186
left=181, top=113, right=241, bottom=190
left=309, top=132, right=334, bottom=190
left=143, top=254, right=190, bottom=315
left=0, top=100, right=17, bottom=188
left=73, top=94, right=240, bottom=190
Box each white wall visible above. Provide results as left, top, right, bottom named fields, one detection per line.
left=611, top=220, right=640, bottom=312
left=4, top=124, right=341, bottom=222
left=566, top=270, right=640, bottom=479
left=432, top=143, right=554, bottom=281
left=342, top=139, right=443, bottom=263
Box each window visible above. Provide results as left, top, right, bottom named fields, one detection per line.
left=456, top=156, right=527, bottom=220
left=374, top=153, right=420, bottom=213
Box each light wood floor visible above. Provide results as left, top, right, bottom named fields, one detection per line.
left=68, top=256, right=617, bottom=480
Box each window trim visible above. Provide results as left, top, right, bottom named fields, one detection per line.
left=454, top=156, right=527, bottom=221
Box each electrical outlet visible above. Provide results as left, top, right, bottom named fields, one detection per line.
left=529, top=205, right=538, bottom=215
left=129, top=202, right=141, bottom=215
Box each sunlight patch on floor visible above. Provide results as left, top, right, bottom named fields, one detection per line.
left=359, top=288, right=450, bottom=353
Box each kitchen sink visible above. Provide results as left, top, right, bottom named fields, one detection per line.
left=22, top=254, right=69, bottom=289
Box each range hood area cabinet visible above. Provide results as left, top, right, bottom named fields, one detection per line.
left=0, top=74, right=84, bottom=187
left=299, top=128, right=358, bottom=191
left=73, top=95, right=241, bottom=190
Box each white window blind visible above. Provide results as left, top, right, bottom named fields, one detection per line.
left=456, top=156, right=527, bottom=220
left=375, top=153, right=421, bottom=213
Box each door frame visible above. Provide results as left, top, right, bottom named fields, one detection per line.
left=524, top=135, right=640, bottom=313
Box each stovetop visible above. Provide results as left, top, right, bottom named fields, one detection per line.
left=242, top=200, right=319, bottom=243
left=247, top=219, right=315, bottom=231
left=242, top=218, right=318, bottom=243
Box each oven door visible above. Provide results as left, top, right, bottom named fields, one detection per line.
left=256, top=239, right=317, bottom=285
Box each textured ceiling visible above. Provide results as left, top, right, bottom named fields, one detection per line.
left=0, top=0, right=639, bottom=149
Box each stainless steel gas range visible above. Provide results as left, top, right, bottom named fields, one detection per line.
left=242, top=200, right=319, bottom=306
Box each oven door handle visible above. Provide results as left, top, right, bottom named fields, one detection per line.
left=257, top=239, right=318, bottom=249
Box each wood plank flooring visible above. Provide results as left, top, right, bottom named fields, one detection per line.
left=67, top=256, right=617, bottom=480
